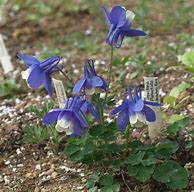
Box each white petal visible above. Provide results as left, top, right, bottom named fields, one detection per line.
left=137, top=112, right=146, bottom=123
left=21, top=70, right=29, bottom=80
left=65, top=126, right=74, bottom=135
left=126, top=10, right=135, bottom=21
left=55, top=119, right=70, bottom=132
left=86, top=88, right=95, bottom=95
left=129, top=113, right=138, bottom=124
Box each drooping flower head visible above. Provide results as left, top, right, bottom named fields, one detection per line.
left=43, top=96, right=99, bottom=137
left=17, top=53, right=61, bottom=97
left=101, top=5, right=147, bottom=48
left=73, top=59, right=107, bottom=95
left=110, top=86, right=161, bottom=132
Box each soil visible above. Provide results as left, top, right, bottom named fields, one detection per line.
left=0, top=1, right=194, bottom=192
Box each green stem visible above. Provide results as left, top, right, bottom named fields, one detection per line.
left=56, top=67, right=73, bottom=86
left=80, top=110, right=91, bottom=128
left=105, top=46, right=114, bottom=102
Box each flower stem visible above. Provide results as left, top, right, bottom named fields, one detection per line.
left=105, top=46, right=114, bottom=102
left=56, top=67, right=73, bottom=86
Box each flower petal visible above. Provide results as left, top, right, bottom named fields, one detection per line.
left=73, top=78, right=86, bottom=94
left=88, top=103, right=100, bottom=120
left=116, top=109, right=129, bottom=132
left=17, top=53, right=40, bottom=67
left=89, top=76, right=103, bottom=87
left=137, top=112, right=146, bottom=123
left=110, top=101, right=128, bottom=115
left=132, top=99, right=144, bottom=112
left=112, top=29, right=124, bottom=48
left=71, top=121, right=83, bottom=137
left=73, top=111, right=88, bottom=127
left=43, top=109, right=62, bottom=125
left=144, top=101, right=162, bottom=106
left=101, top=5, right=111, bottom=26
left=27, top=66, right=45, bottom=88
left=110, top=6, right=127, bottom=27
left=44, top=74, right=52, bottom=97
left=144, top=106, right=156, bottom=122
left=129, top=113, right=138, bottom=124
left=121, top=29, right=147, bottom=37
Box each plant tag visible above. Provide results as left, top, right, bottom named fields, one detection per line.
left=144, top=77, right=162, bottom=139
left=0, top=34, right=13, bottom=73
left=52, top=78, right=67, bottom=108
left=144, top=77, right=160, bottom=103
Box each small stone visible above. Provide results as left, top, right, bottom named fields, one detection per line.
left=17, top=164, right=23, bottom=167
left=4, top=176, right=10, bottom=185
left=4, top=160, right=10, bottom=165
left=80, top=173, right=85, bottom=177
left=35, top=164, right=41, bottom=171
left=25, top=172, right=37, bottom=179
left=16, top=148, right=22, bottom=155
left=0, top=175, right=3, bottom=182
left=51, top=171, right=58, bottom=179
left=77, top=186, right=84, bottom=190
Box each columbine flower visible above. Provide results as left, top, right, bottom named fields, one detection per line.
left=73, top=59, right=107, bottom=95
left=110, top=86, right=161, bottom=131
left=17, top=53, right=61, bottom=97
left=101, top=5, right=146, bottom=48
left=43, top=96, right=99, bottom=137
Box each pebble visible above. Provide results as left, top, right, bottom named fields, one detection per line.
left=17, top=164, right=23, bottom=167
left=77, top=186, right=84, bottom=190
left=80, top=173, right=85, bottom=177
left=4, top=176, right=10, bottom=185
left=51, top=171, right=58, bottom=179
left=16, top=148, right=22, bottom=155
left=35, top=164, right=41, bottom=171
left=0, top=175, right=3, bottom=182
left=4, top=160, right=10, bottom=165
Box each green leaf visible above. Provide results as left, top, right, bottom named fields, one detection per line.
left=86, top=171, right=100, bottom=189
left=69, top=150, right=84, bottom=162
left=99, top=175, right=113, bottom=186
left=169, top=82, right=191, bottom=98
left=88, top=187, right=97, bottom=192
left=190, top=130, right=194, bottom=135
left=153, top=161, right=188, bottom=190
left=166, top=114, right=184, bottom=124
left=185, top=141, right=193, bottom=151
left=127, top=164, right=139, bottom=177
left=163, top=96, right=176, bottom=108
left=82, top=142, right=95, bottom=155
left=128, top=164, right=154, bottom=182
left=141, top=152, right=157, bottom=166
left=182, top=51, right=194, bottom=68
left=102, top=143, right=123, bottom=154
left=127, top=151, right=145, bottom=165
left=155, top=140, right=179, bottom=159
left=166, top=117, right=191, bottom=136
left=129, top=140, right=151, bottom=151
left=111, top=183, right=120, bottom=192
left=89, top=124, right=104, bottom=138
left=64, top=144, right=80, bottom=155
left=104, top=160, right=120, bottom=172
left=86, top=178, right=96, bottom=189
left=135, top=165, right=155, bottom=182
left=101, top=186, right=114, bottom=192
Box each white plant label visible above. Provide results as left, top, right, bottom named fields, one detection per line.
left=0, top=34, right=13, bottom=73
left=52, top=78, right=67, bottom=108
left=144, top=77, right=160, bottom=103
left=144, top=77, right=162, bottom=139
